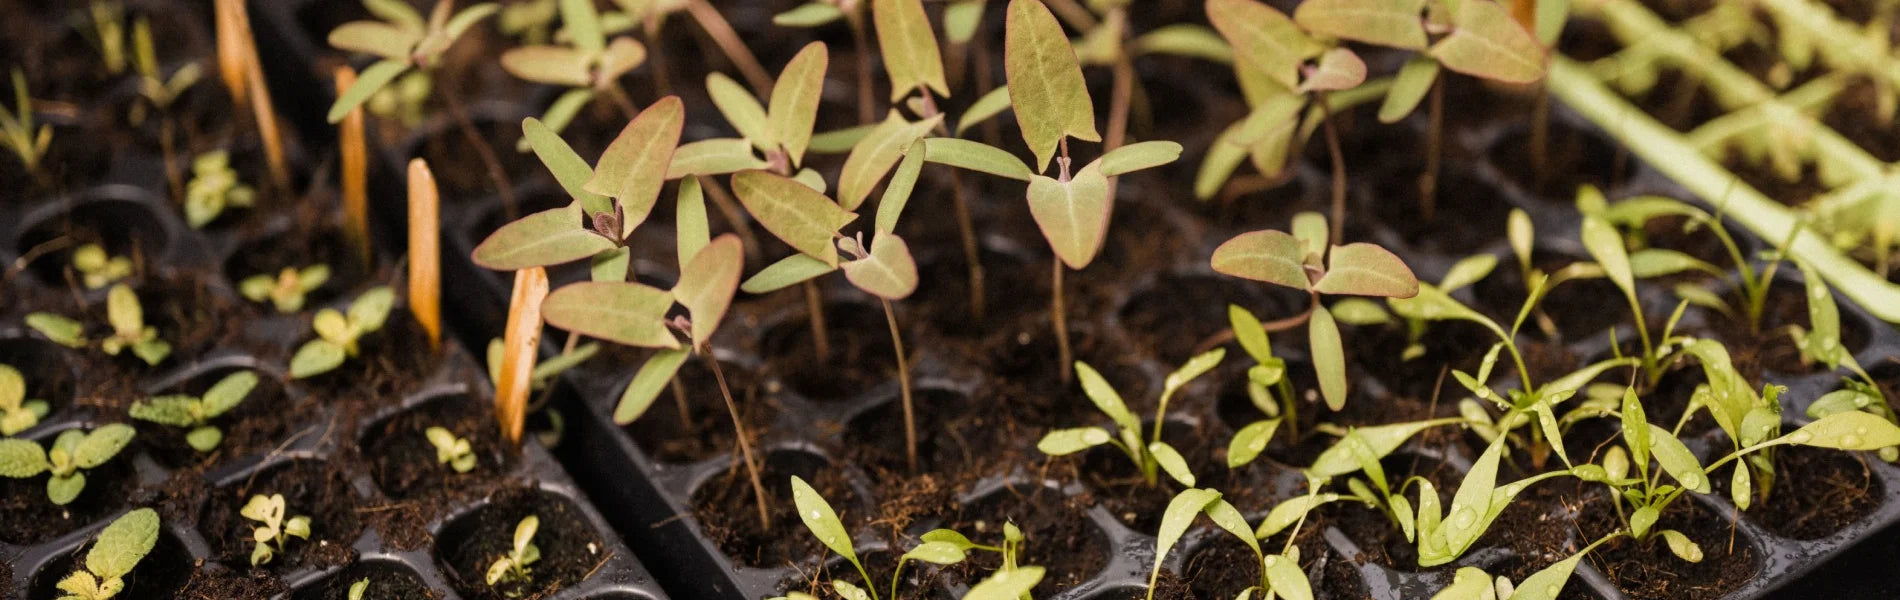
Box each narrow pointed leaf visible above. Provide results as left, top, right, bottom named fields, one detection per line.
left=706, top=72, right=772, bottom=151
left=327, top=59, right=407, bottom=123
left=1037, top=427, right=1111, bottom=454
left=922, top=137, right=1032, bottom=181
left=768, top=42, right=829, bottom=166
left=1097, top=141, right=1183, bottom=177
left=674, top=234, right=744, bottom=346
left=499, top=45, right=592, bottom=86
left=1647, top=424, right=1710, bottom=493
left=741, top=254, right=838, bottom=293
left=1004, top=0, right=1099, bottom=173
left=1310, top=305, right=1347, bottom=410
left=1380, top=57, right=1441, bottom=123
left=677, top=177, right=709, bottom=270
left=956, top=86, right=1014, bottom=135
left=614, top=348, right=690, bottom=423
left=875, top=140, right=927, bottom=235
left=328, top=21, right=419, bottom=61
left=542, top=282, right=679, bottom=348
left=839, top=112, right=942, bottom=211
left=1150, top=442, right=1197, bottom=486
left=791, top=475, right=857, bottom=563
left=522, top=118, right=610, bottom=213
left=669, top=138, right=769, bottom=178
left=472, top=204, right=615, bottom=270
left=1775, top=411, right=1900, bottom=450
left=585, top=96, right=685, bottom=236
left=1293, top=0, right=1428, bottom=49
left=730, top=170, right=857, bottom=266
left=774, top=3, right=845, bottom=27
left=873, top=0, right=948, bottom=100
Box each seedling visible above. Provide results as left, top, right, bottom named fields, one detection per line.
left=183, top=150, right=256, bottom=228
left=27, top=285, right=173, bottom=366
left=240, top=264, right=330, bottom=313
left=1225, top=305, right=1298, bottom=465
left=128, top=17, right=202, bottom=126
left=79, top=1, right=129, bottom=75
left=484, top=515, right=540, bottom=588
left=0, top=363, right=50, bottom=436
left=1147, top=487, right=1310, bottom=600
left=348, top=578, right=370, bottom=600
left=0, top=68, right=51, bottom=175
left=485, top=337, right=599, bottom=392
left=1595, top=194, right=1788, bottom=335
left=426, top=426, right=476, bottom=473
left=787, top=476, right=1032, bottom=600
left=73, top=244, right=132, bottom=290
left=498, top=0, right=646, bottom=144
left=288, top=286, right=396, bottom=379
left=1038, top=349, right=1225, bottom=488
left=0, top=424, right=136, bottom=505
left=241, top=493, right=310, bottom=566
left=1211, top=212, right=1419, bottom=410
left=1796, top=258, right=1900, bottom=460
left=324, top=0, right=500, bottom=123
left=128, top=370, right=258, bottom=452
left=1427, top=531, right=1625, bottom=600
left=54, top=508, right=160, bottom=600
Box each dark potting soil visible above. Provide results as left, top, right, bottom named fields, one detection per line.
left=938, top=483, right=1112, bottom=597
left=692, top=448, right=865, bottom=570
left=1178, top=526, right=1370, bottom=600
left=198, top=458, right=362, bottom=574
left=624, top=356, right=776, bottom=464
left=781, top=549, right=957, bottom=600
left=290, top=560, right=444, bottom=600
left=437, top=488, right=607, bottom=600
left=1576, top=491, right=1760, bottom=600
left=222, top=226, right=373, bottom=316
left=363, top=393, right=515, bottom=501
left=0, top=450, right=135, bottom=545
left=28, top=522, right=196, bottom=599
left=1487, top=120, right=1636, bottom=205
left=296, top=313, right=440, bottom=409
left=1712, top=445, right=1882, bottom=541
left=1116, top=272, right=1294, bottom=367
left=1473, top=250, right=1631, bottom=344
left=842, top=387, right=1016, bottom=484
left=1705, top=279, right=1867, bottom=377
left=760, top=302, right=897, bottom=403
left=131, top=364, right=312, bottom=470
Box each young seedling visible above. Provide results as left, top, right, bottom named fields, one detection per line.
left=241, top=493, right=311, bottom=566
left=324, top=0, right=499, bottom=123
left=0, top=424, right=136, bottom=505
left=1223, top=304, right=1316, bottom=467
left=1038, top=349, right=1225, bottom=488
left=27, top=285, right=173, bottom=366
left=1427, top=531, right=1625, bottom=600
left=348, top=578, right=370, bottom=600
left=0, top=67, right=50, bottom=177
left=0, top=363, right=50, bottom=436
left=126, top=17, right=202, bottom=201
left=72, top=244, right=132, bottom=290
left=1211, top=212, right=1419, bottom=410
left=1146, top=487, right=1311, bottom=600
left=498, top=0, right=647, bottom=141
left=288, top=286, right=396, bottom=379
left=1594, top=194, right=1786, bottom=335
left=128, top=370, right=258, bottom=452
left=54, top=508, right=160, bottom=600
left=787, top=476, right=1028, bottom=600
left=426, top=426, right=476, bottom=473
left=182, top=150, right=256, bottom=228
left=240, top=264, right=330, bottom=313
left=79, top=1, right=129, bottom=75
left=1794, top=258, right=1900, bottom=460
left=485, top=337, right=598, bottom=393
left=484, top=515, right=540, bottom=587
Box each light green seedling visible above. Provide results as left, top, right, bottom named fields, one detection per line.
left=73, top=244, right=133, bottom=290
left=485, top=515, right=541, bottom=587
left=240, top=265, right=331, bottom=313
left=55, top=508, right=160, bottom=600
left=348, top=578, right=370, bottom=600
left=1038, top=349, right=1226, bottom=488
left=27, top=298, right=173, bottom=366
left=497, top=0, right=646, bottom=146
left=325, top=0, right=500, bottom=123
left=1148, top=487, right=1310, bottom=600
left=425, top=426, right=476, bottom=473
left=1427, top=531, right=1625, bottom=600
left=1226, top=304, right=1298, bottom=467
left=241, top=493, right=311, bottom=566
left=786, top=476, right=1011, bottom=600
left=0, top=67, right=50, bottom=174
left=127, top=17, right=201, bottom=127
left=0, top=363, right=51, bottom=436
left=289, top=286, right=395, bottom=379
left=0, top=424, right=136, bottom=505
left=128, top=370, right=258, bottom=452
left=183, top=151, right=256, bottom=228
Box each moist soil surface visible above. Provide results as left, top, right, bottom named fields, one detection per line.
left=437, top=488, right=607, bottom=600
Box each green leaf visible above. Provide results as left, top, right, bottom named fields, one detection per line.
left=1629, top=504, right=1658, bottom=538
left=1380, top=57, right=1441, bottom=123
left=347, top=286, right=396, bottom=332
left=542, top=282, right=679, bottom=348
left=1228, top=419, right=1281, bottom=467
left=810, top=124, right=875, bottom=154
left=1428, top=0, right=1547, bottom=84
left=841, top=233, right=919, bottom=300
left=1508, top=545, right=1589, bottom=600
left=1776, top=411, right=1900, bottom=450
left=1027, top=163, right=1111, bottom=269
left=105, top=285, right=143, bottom=339
left=1387, top=283, right=1489, bottom=324
left=48, top=472, right=85, bottom=505
left=585, top=96, right=685, bottom=237
left=1580, top=215, right=1635, bottom=297
left=1659, top=529, right=1703, bottom=562
left=875, top=140, right=927, bottom=235
left=1075, top=361, right=1140, bottom=434
left=1206, top=0, right=1319, bottom=89
left=1647, top=424, right=1710, bottom=493
left=1211, top=230, right=1309, bottom=290
left=921, top=137, right=1032, bottom=181
left=964, top=566, right=1045, bottom=600
left=773, top=3, right=844, bottom=27
left=673, top=234, right=744, bottom=346
left=329, top=21, right=419, bottom=61
left=1308, top=420, right=1451, bottom=476
left=1152, top=489, right=1222, bottom=589
left=1294, top=0, right=1427, bottom=49
left=838, top=112, right=941, bottom=211
left=706, top=73, right=773, bottom=152
left=203, top=370, right=259, bottom=418
left=365, top=0, right=425, bottom=35
left=1627, top=248, right=1719, bottom=279
left=1310, top=305, right=1347, bottom=411
left=472, top=204, right=616, bottom=270
left=1431, top=567, right=1497, bottom=600
left=1620, top=387, right=1650, bottom=476
left=1298, top=47, right=1367, bottom=93
left=1426, top=437, right=1504, bottom=566
left=88, top=508, right=159, bottom=579
left=1255, top=492, right=1341, bottom=539
left=0, top=439, right=48, bottom=477
left=668, top=138, right=769, bottom=178
left=499, top=45, right=592, bottom=86
left=26, top=312, right=86, bottom=348
left=1132, top=24, right=1233, bottom=63
left=1097, top=141, right=1183, bottom=177
left=1794, top=260, right=1846, bottom=367
left=327, top=59, right=408, bottom=123
left=187, top=426, right=223, bottom=452
left=1149, top=441, right=1197, bottom=486
left=902, top=540, right=966, bottom=565
left=1229, top=305, right=1274, bottom=363
left=1315, top=243, right=1420, bottom=297
left=790, top=475, right=857, bottom=564
left=943, top=0, right=985, bottom=44
left=730, top=170, right=857, bottom=267
left=559, top=0, right=604, bottom=52
left=613, top=348, right=690, bottom=423
left=873, top=0, right=948, bottom=100
left=1263, top=552, right=1314, bottom=600
left=1004, top=0, right=1099, bottom=173
left=593, top=247, right=630, bottom=282
left=522, top=118, right=610, bottom=213
left=768, top=42, right=829, bottom=166
left=1036, top=427, right=1111, bottom=455
left=289, top=340, right=346, bottom=379
left=741, top=253, right=838, bottom=294
left=677, top=178, right=710, bottom=271
left=955, top=86, right=1013, bottom=135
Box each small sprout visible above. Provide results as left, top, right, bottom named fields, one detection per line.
left=0, top=67, right=52, bottom=173
left=99, top=285, right=171, bottom=365
left=485, top=337, right=598, bottom=391
left=183, top=151, right=256, bottom=228
left=81, top=1, right=129, bottom=75
left=240, top=493, right=311, bottom=566
left=425, top=426, right=476, bottom=473
left=128, top=370, right=258, bottom=452
left=1037, top=350, right=1226, bottom=488
left=0, top=363, right=52, bottom=436
left=128, top=17, right=201, bottom=124
left=239, top=264, right=331, bottom=313
left=0, top=424, right=136, bottom=505
left=289, top=286, right=395, bottom=379
left=485, top=515, right=541, bottom=588
left=55, top=508, right=160, bottom=600
left=347, top=577, right=370, bottom=600
left=73, top=244, right=133, bottom=290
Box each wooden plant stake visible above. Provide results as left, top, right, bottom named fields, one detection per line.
left=496, top=267, right=548, bottom=448
left=338, top=66, right=370, bottom=266
left=408, top=159, right=441, bottom=351
left=215, top=0, right=289, bottom=194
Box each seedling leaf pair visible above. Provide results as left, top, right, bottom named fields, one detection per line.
left=239, top=265, right=330, bottom=313
left=129, top=370, right=258, bottom=452
left=289, top=286, right=396, bottom=379
left=241, top=493, right=311, bottom=566
left=1038, top=350, right=1225, bottom=487
left=56, top=508, right=160, bottom=600
left=0, top=363, right=50, bottom=436
left=0, top=424, right=135, bottom=505
left=485, top=515, right=541, bottom=586
left=326, top=0, right=500, bottom=122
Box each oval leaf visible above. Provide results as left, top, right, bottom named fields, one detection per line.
left=840, top=233, right=919, bottom=300
left=1211, top=230, right=1310, bottom=290
left=1027, top=164, right=1111, bottom=269
left=1004, top=0, right=1099, bottom=173
left=613, top=348, right=690, bottom=423
left=542, top=282, right=679, bottom=348
left=1096, top=141, right=1183, bottom=177
left=838, top=112, right=941, bottom=211
left=873, top=0, right=948, bottom=100
left=673, top=234, right=744, bottom=346
left=1315, top=243, right=1420, bottom=297
left=585, top=96, right=685, bottom=236
left=730, top=170, right=857, bottom=266
left=768, top=42, right=829, bottom=166
left=922, top=137, right=1032, bottom=181
left=1429, top=0, right=1547, bottom=84
left=1293, top=0, right=1428, bottom=50
left=790, top=475, right=857, bottom=564
left=1310, top=305, right=1347, bottom=411
left=472, top=204, right=616, bottom=270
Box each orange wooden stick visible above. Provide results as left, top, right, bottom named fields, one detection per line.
left=337, top=65, right=370, bottom=265
left=213, top=0, right=248, bottom=109
left=496, top=267, right=548, bottom=447
left=407, top=158, right=441, bottom=351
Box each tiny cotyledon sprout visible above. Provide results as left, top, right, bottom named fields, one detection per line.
left=183, top=150, right=255, bottom=228
left=242, top=493, right=311, bottom=566
left=72, top=244, right=132, bottom=290
left=1038, top=349, right=1226, bottom=488
left=0, top=424, right=136, bottom=505
left=348, top=578, right=369, bottom=600
left=240, top=264, right=330, bottom=313
left=785, top=476, right=1036, bottom=600
left=486, top=515, right=541, bottom=587
left=289, top=286, right=396, bottom=379
left=0, top=362, right=51, bottom=436
left=426, top=426, right=476, bottom=473
left=128, top=370, right=259, bottom=452
left=25, top=284, right=173, bottom=366
left=55, top=508, right=161, bottom=600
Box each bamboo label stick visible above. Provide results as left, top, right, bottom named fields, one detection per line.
left=408, top=158, right=441, bottom=350
left=496, top=267, right=548, bottom=448
left=337, top=66, right=370, bottom=265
